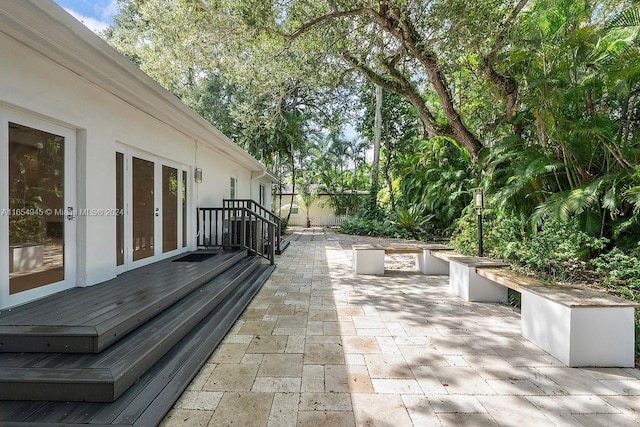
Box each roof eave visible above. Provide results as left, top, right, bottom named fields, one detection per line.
left=0, top=0, right=266, bottom=172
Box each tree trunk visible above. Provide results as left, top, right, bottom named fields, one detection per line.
left=372, top=85, right=383, bottom=190
left=383, top=121, right=395, bottom=211
left=286, top=150, right=296, bottom=224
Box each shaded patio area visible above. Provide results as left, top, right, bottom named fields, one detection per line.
left=162, top=228, right=640, bottom=426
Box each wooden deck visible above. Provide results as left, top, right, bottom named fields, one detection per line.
left=0, top=250, right=244, bottom=353
left=0, top=249, right=275, bottom=425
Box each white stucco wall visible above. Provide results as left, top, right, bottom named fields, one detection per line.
left=0, top=30, right=270, bottom=308
left=278, top=195, right=340, bottom=226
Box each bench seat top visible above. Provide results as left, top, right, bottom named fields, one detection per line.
left=430, top=250, right=457, bottom=261
left=352, top=244, right=385, bottom=250
left=523, top=283, right=640, bottom=308
left=476, top=267, right=545, bottom=292
left=420, top=244, right=454, bottom=251
left=477, top=267, right=639, bottom=308
left=352, top=244, right=423, bottom=254
left=447, top=255, right=510, bottom=268
left=384, top=246, right=423, bottom=254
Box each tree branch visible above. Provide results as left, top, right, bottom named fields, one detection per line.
left=379, top=58, right=446, bottom=138
left=481, top=0, right=530, bottom=128
left=363, top=2, right=483, bottom=159
left=284, top=9, right=369, bottom=40
left=342, top=51, right=441, bottom=140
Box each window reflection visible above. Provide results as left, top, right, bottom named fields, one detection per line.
left=162, top=165, right=178, bottom=253
left=8, top=123, right=64, bottom=294
left=132, top=157, right=154, bottom=261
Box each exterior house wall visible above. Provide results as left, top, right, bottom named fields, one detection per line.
left=0, top=2, right=273, bottom=309
left=279, top=195, right=346, bottom=227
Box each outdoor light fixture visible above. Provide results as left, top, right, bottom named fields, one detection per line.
left=194, top=168, right=203, bottom=183
left=474, top=188, right=484, bottom=257
left=474, top=188, right=484, bottom=210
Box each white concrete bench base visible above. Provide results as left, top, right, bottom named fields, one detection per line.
left=352, top=246, right=385, bottom=275
left=419, top=247, right=453, bottom=275
left=521, top=288, right=637, bottom=367
left=352, top=245, right=427, bottom=275
left=449, top=257, right=510, bottom=302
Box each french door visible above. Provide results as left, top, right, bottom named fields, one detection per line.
left=116, top=147, right=188, bottom=272
left=1, top=109, right=76, bottom=309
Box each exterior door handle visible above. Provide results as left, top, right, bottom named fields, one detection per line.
left=66, top=207, right=75, bottom=220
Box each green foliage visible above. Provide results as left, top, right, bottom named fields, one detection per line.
left=517, top=220, right=607, bottom=280
left=339, top=210, right=433, bottom=241
left=357, top=191, right=384, bottom=222
left=9, top=215, right=42, bottom=244
left=451, top=215, right=607, bottom=281
left=394, top=204, right=433, bottom=233
left=608, top=7, right=640, bottom=28
left=338, top=218, right=421, bottom=241
left=590, top=248, right=640, bottom=297
left=339, top=218, right=396, bottom=238
left=397, top=137, right=474, bottom=235
left=279, top=217, right=288, bottom=235
left=315, top=133, right=370, bottom=216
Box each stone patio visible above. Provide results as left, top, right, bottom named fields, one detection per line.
left=161, top=228, right=640, bottom=426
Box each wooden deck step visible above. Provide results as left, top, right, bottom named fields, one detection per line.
left=0, top=250, right=248, bottom=354
left=0, top=263, right=275, bottom=426
left=276, top=237, right=290, bottom=254
left=0, top=257, right=261, bottom=403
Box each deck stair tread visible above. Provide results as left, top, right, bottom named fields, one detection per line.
left=0, top=264, right=275, bottom=426
left=0, top=250, right=247, bottom=353
left=276, top=237, right=290, bottom=254
left=0, top=256, right=261, bottom=403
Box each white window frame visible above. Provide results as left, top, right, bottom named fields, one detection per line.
left=0, top=108, right=77, bottom=309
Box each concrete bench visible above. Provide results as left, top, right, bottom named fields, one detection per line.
left=419, top=244, right=455, bottom=274
left=352, top=244, right=431, bottom=275
left=446, top=256, right=510, bottom=302
left=476, top=267, right=639, bottom=367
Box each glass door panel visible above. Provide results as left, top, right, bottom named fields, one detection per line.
left=132, top=157, right=154, bottom=261
left=116, top=152, right=124, bottom=266
left=182, top=170, right=187, bottom=248
left=162, top=165, right=178, bottom=253
left=8, top=123, right=65, bottom=294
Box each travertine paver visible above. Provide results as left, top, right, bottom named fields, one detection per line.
left=161, top=228, right=640, bottom=426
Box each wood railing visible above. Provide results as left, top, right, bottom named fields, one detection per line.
left=197, top=200, right=281, bottom=265
left=223, top=199, right=282, bottom=252
left=197, top=207, right=225, bottom=247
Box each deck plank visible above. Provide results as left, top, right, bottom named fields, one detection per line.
left=0, top=250, right=246, bottom=353
left=0, top=264, right=274, bottom=426
left=0, top=252, right=225, bottom=325
left=0, top=257, right=260, bottom=402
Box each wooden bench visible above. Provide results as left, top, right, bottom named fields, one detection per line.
left=352, top=244, right=436, bottom=275
left=476, top=267, right=639, bottom=368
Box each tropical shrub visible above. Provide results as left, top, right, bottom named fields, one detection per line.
left=590, top=248, right=640, bottom=299
left=451, top=214, right=607, bottom=281
left=396, top=137, right=474, bottom=235
left=394, top=204, right=433, bottom=234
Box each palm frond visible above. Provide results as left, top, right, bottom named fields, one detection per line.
left=623, top=186, right=640, bottom=207
left=607, top=7, right=640, bottom=29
